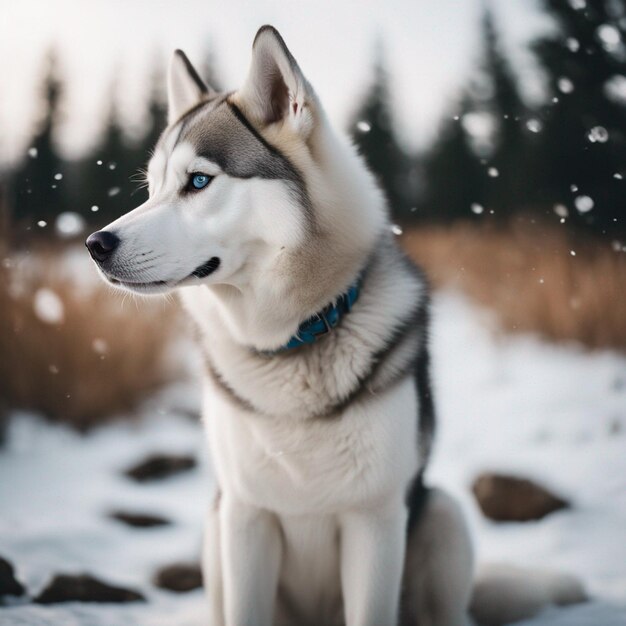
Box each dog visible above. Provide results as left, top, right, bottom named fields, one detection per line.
left=86, top=25, right=586, bottom=626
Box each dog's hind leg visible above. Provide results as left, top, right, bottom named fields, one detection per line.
left=203, top=492, right=225, bottom=626
left=401, top=488, right=474, bottom=626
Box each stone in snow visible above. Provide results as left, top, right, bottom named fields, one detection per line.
left=109, top=510, right=171, bottom=528
left=34, top=573, right=145, bottom=604
left=0, top=556, right=25, bottom=598
left=153, top=563, right=202, bottom=592
left=33, top=288, right=64, bottom=325
left=472, top=472, right=569, bottom=522
left=124, top=453, right=197, bottom=482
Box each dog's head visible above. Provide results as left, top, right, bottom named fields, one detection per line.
left=86, top=26, right=385, bottom=300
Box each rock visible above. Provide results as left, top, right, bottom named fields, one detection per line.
left=0, top=556, right=25, bottom=599
left=153, top=563, right=202, bottom=593
left=472, top=473, right=569, bottom=522
left=109, top=511, right=171, bottom=528
left=34, top=573, right=145, bottom=604
left=124, top=453, right=196, bottom=482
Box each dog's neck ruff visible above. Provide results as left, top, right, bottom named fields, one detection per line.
left=276, top=278, right=361, bottom=352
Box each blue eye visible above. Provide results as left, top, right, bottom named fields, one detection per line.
left=190, top=173, right=211, bottom=190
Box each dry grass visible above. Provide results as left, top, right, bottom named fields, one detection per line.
left=0, top=248, right=180, bottom=430
left=402, top=220, right=626, bottom=351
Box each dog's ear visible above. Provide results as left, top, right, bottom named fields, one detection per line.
left=238, top=26, right=316, bottom=135
left=168, top=50, right=213, bottom=124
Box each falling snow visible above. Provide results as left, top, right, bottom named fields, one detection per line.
left=37, top=220, right=47, bottom=228
left=554, top=204, right=568, bottom=218
left=588, top=126, right=609, bottom=143
left=597, top=24, right=621, bottom=52
left=27, top=147, right=38, bottom=158
left=604, top=75, right=626, bottom=105
left=487, top=167, right=499, bottom=178
left=391, top=224, right=403, bottom=235
left=91, top=205, right=99, bottom=212
left=53, top=173, right=63, bottom=181
left=55, top=212, right=86, bottom=238
left=526, top=119, right=542, bottom=133
left=471, top=203, right=484, bottom=214
left=356, top=121, right=371, bottom=133
left=574, top=195, right=594, bottom=213
left=108, top=187, right=121, bottom=197
left=557, top=77, right=575, bottom=94
left=92, top=338, right=109, bottom=355
left=33, top=288, right=64, bottom=324
left=614, top=173, right=623, bottom=180
left=566, top=37, right=580, bottom=52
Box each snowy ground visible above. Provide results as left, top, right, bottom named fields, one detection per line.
left=1, top=291, right=625, bottom=625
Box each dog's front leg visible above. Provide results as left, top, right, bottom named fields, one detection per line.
left=220, top=495, right=282, bottom=626
left=340, top=501, right=407, bottom=626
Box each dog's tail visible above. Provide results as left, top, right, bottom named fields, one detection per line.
left=469, top=563, right=588, bottom=626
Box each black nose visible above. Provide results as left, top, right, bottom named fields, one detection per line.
left=85, top=231, right=120, bottom=263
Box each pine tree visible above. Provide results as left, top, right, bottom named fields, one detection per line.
left=9, top=51, right=67, bottom=226
left=479, top=6, right=529, bottom=217
left=76, top=80, right=135, bottom=227
left=349, top=52, right=413, bottom=221
left=418, top=96, right=485, bottom=222
left=531, top=0, right=626, bottom=235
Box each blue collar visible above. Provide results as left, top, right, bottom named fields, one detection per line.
left=278, top=277, right=362, bottom=352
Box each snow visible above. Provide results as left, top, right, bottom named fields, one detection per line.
left=588, top=126, right=609, bottom=144
left=574, top=195, right=595, bottom=213
left=1, top=292, right=625, bottom=624
left=55, top=212, right=86, bottom=238
left=32, top=288, right=64, bottom=324
left=557, top=77, right=574, bottom=94
left=526, top=119, right=543, bottom=133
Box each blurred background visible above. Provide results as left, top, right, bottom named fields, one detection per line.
left=0, top=1, right=625, bottom=624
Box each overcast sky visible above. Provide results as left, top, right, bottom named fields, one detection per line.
left=0, top=0, right=552, bottom=166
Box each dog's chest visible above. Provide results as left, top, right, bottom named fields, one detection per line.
left=205, top=376, right=420, bottom=515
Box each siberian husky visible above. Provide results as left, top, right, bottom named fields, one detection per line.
left=87, top=26, right=586, bottom=626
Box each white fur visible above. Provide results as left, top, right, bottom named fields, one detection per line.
left=92, top=25, right=586, bottom=626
